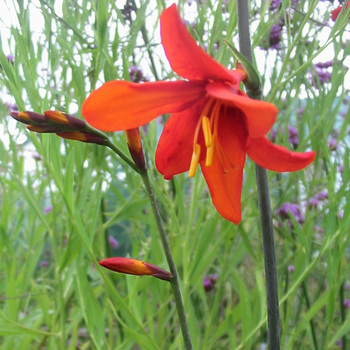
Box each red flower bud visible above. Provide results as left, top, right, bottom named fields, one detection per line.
left=99, top=257, right=171, bottom=281
left=125, top=128, right=146, bottom=169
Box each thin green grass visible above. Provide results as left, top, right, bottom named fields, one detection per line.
left=1, top=0, right=349, bottom=349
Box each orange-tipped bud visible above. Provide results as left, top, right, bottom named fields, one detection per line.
left=11, top=109, right=107, bottom=146
left=99, top=257, right=171, bottom=281
left=27, top=125, right=65, bottom=133
left=125, top=128, right=146, bottom=169
left=56, top=131, right=106, bottom=145
left=11, top=111, right=47, bottom=125
left=44, top=110, right=70, bottom=125
left=44, top=111, right=86, bottom=129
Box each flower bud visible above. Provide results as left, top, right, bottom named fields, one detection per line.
left=11, top=110, right=107, bottom=146
left=99, top=257, right=171, bottom=281
left=56, top=131, right=106, bottom=145
left=125, top=128, right=146, bottom=169
left=11, top=111, right=46, bottom=125
left=44, top=110, right=86, bottom=128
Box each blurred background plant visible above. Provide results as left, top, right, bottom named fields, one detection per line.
left=0, top=0, right=349, bottom=349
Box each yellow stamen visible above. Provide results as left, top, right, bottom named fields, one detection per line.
left=202, top=116, right=212, bottom=148
left=206, top=143, right=214, bottom=167
left=189, top=143, right=201, bottom=177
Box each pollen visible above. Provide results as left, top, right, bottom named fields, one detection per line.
left=206, top=143, right=214, bottom=166
left=189, top=98, right=224, bottom=177
left=189, top=143, right=201, bottom=177
left=202, top=116, right=212, bottom=148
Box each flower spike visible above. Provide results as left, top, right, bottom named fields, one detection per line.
left=10, top=110, right=108, bottom=145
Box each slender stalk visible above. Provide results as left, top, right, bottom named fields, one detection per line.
left=93, top=135, right=192, bottom=348
left=236, top=1, right=280, bottom=349
left=105, top=139, right=141, bottom=172
left=340, top=282, right=346, bottom=350
left=301, top=282, right=318, bottom=350
left=140, top=170, right=193, bottom=350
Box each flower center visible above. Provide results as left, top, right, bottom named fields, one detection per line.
left=189, top=98, right=232, bottom=177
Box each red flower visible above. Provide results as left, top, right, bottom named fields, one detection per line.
left=82, top=5, right=315, bottom=224
left=331, top=2, right=350, bottom=21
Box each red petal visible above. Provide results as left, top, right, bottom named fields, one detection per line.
left=82, top=80, right=206, bottom=131
left=200, top=109, right=248, bottom=224
left=331, top=2, right=350, bottom=21
left=247, top=137, right=316, bottom=172
left=206, top=82, right=278, bottom=138
left=156, top=100, right=206, bottom=180
left=331, top=6, right=342, bottom=21
left=160, top=5, right=233, bottom=81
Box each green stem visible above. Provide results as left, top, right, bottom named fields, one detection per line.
left=237, top=1, right=280, bottom=349
left=140, top=170, right=193, bottom=350
left=301, top=282, right=318, bottom=350
left=340, top=282, right=347, bottom=350
left=104, top=138, right=141, bottom=172
left=100, top=197, right=112, bottom=258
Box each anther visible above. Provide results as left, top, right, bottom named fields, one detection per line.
left=206, top=143, right=214, bottom=167
left=202, top=116, right=212, bottom=148
left=189, top=143, right=201, bottom=177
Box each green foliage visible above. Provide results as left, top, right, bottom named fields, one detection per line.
left=0, top=0, right=349, bottom=349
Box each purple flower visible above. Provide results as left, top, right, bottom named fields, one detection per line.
left=209, top=274, right=218, bottom=283
left=296, top=107, right=304, bottom=115
left=315, top=60, right=334, bottom=69
left=40, top=261, right=48, bottom=268
left=316, top=68, right=332, bottom=84
left=129, top=65, right=149, bottom=83
left=203, top=276, right=213, bottom=292
left=276, top=203, right=304, bottom=224
left=6, top=55, right=14, bottom=64
left=328, top=137, right=338, bottom=151
left=344, top=299, right=350, bottom=308
left=269, top=0, right=282, bottom=10
left=308, top=197, right=319, bottom=210
left=288, top=126, right=299, bottom=148
left=314, top=225, right=324, bottom=234
left=288, top=265, right=295, bottom=273
left=203, top=274, right=217, bottom=292
left=32, top=153, right=42, bottom=161
left=269, top=24, right=282, bottom=49
left=315, top=190, right=328, bottom=201
left=108, top=235, right=119, bottom=249
left=121, top=0, right=135, bottom=23
left=44, top=205, right=52, bottom=214
left=307, top=191, right=328, bottom=210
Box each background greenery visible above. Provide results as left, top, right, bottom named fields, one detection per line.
left=0, top=0, right=349, bottom=349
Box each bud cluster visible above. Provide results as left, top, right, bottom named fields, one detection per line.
left=10, top=110, right=107, bottom=145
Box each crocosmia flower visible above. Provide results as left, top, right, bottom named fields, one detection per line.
left=82, top=4, right=315, bottom=224
left=331, top=2, right=350, bottom=21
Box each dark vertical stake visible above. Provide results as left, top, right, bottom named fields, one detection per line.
left=236, top=1, right=281, bottom=349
